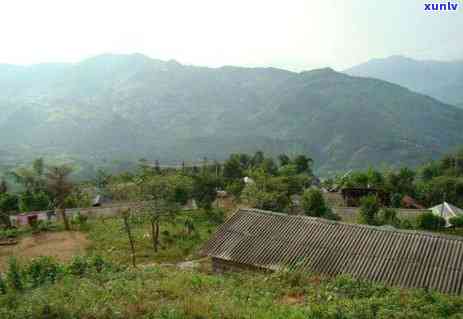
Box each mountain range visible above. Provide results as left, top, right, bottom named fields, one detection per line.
left=1, top=53, right=463, bottom=176
left=346, top=55, right=463, bottom=107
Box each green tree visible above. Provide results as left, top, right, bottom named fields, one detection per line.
left=0, top=193, right=19, bottom=228
left=192, top=174, right=220, bottom=211
left=46, top=165, right=74, bottom=230
left=379, top=208, right=400, bottom=227
left=293, top=155, right=313, bottom=175
left=18, top=191, right=50, bottom=212
left=223, top=154, right=245, bottom=180
left=301, top=188, right=329, bottom=217
left=358, top=195, right=380, bottom=225
left=251, top=151, right=265, bottom=167
left=417, top=212, right=445, bottom=230
left=278, top=154, right=291, bottom=167
left=0, top=180, right=7, bottom=194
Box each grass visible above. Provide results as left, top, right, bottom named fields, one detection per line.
left=3, top=208, right=463, bottom=318
left=85, top=209, right=220, bottom=266
left=1, top=259, right=463, bottom=319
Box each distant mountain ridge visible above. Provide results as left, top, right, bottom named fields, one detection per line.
left=345, top=55, right=463, bottom=106
left=1, top=53, right=463, bottom=174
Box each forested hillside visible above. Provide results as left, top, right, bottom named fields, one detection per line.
left=346, top=55, right=463, bottom=106
left=2, top=54, right=463, bottom=175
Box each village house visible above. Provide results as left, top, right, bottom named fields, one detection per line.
left=201, top=208, right=463, bottom=294
left=341, top=187, right=390, bottom=206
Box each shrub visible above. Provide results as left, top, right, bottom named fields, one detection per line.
left=37, top=220, right=56, bottom=232
left=205, top=208, right=225, bottom=224
left=379, top=208, right=400, bottom=227
left=417, top=212, right=446, bottom=230
left=0, top=273, right=6, bottom=294
left=301, top=188, right=329, bottom=217
left=0, top=228, right=18, bottom=240
left=67, top=256, right=89, bottom=276
left=25, top=257, right=62, bottom=287
left=449, top=215, right=463, bottom=228
left=6, top=257, right=23, bottom=291
left=358, top=195, right=380, bottom=225
left=71, top=212, right=89, bottom=230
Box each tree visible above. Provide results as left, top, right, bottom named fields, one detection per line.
left=251, top=151, right=265, bottom=167
left=192, top=174, right=220, bottom=211
left=141, top=176, right=182, bottom=251
left=18, top=191, right=50, bottom=212
left=449, top=216, right=463, bottom=228
left=223, top=154, right=244, bottom=180
left=278, top=154, right=291, bottom=167
left=9, top=158, right=46, bottom=193
left=0, top=180, right=7, bottom=194
left=0, top=193, right=19, bottom=228
left=145, top=199, right=178, bottom=252
left=379, top=208, right=400, bottom=227
left=94, top=168, right=111, bottom=193
left=293, top=155, right=313, bottom=175
left=121, top=209, right=137, bottom=267
left=386, top=167, right=416, bottom=197
left=358, top=195, right=380, bottom=225
left=301, top=188, right=329, bottom=217
left=417, top=212, right=445, bottom=230
left=46, top=165, right=74, bottom=230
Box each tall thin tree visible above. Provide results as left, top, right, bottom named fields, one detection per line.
left=46, top=165, right=73, bottom=230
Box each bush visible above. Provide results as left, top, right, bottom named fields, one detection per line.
left=0, top=228, right=18, bottom=240
left=417, top=212, right=446, bottom=230
left=67, top=256, right=89, bottom=276
left=37, top=220, right=56, bottom=232
left=301, top=188, right=329, bottom=217
left=449, top=215, right=463, bottom=228
left=25, top=257, right=62, bottom=287
left=6, top=257, right=23, bottom=291
left=379, top=208, right=400, bottom=227
left=358, top=195, right=380, bottom=225
left=205, top=208, right=225, bottom=224
left=0, top=273, right=6, bottom=294
left=71, top=212, right=89, bottom=230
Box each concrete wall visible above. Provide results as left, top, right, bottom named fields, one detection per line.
left=333, top=207, right=430, bottom=223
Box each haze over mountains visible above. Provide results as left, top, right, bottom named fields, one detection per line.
left=346, top=55, right=463, bottom=107
left=1, top=53, right=463, bottom=176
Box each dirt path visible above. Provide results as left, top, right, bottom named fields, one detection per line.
left=0, top=231, right=89, bottom=271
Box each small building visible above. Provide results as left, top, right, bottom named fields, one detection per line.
left=201, top=208, right=463, bottom=294
left=431, top=202, right=463, bottom=227
left=341, top=187, right=389, bottom=207
left=92, top=195, right=111, bottom=207
left=401, top=195, right=425, bottom=209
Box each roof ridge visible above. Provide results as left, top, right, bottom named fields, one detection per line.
left=237, top=207, right=463, bottom=242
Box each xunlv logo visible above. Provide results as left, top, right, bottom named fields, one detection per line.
left=424, top=2, right=459, bottom=10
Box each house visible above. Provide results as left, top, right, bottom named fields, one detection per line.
left=341, top=187, right=390, bottom=207
left=430, top=202, right=463, bottom=227
left=401, top=195, right=425, bottom=209
left=201, top=208, right=463, bottom=294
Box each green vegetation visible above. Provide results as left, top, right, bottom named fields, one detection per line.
left=301, top=188, right=338, bottom=220
left=2, top=54, right=463, bottom=176
left=417, top=213, right=446, bottom=231
left=86, top=210, right=219, bottom=266
left=1, top=257, right=463, bottom=318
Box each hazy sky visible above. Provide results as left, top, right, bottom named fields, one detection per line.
left=0, top=0, right=462, bottom=71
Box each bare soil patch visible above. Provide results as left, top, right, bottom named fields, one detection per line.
left=0, top=231, right=89, bottom=270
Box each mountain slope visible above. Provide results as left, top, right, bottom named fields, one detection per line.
left=1, top=54, right=463, bottom=174
left=345, top=55, right=463, bottom=106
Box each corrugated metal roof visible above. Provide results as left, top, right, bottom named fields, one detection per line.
left=201, top=208, right=463, bottom=294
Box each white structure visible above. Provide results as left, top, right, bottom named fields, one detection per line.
left=430, top=202, right=463, bottom=227
left=243, top=176, right=255, bottom=184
